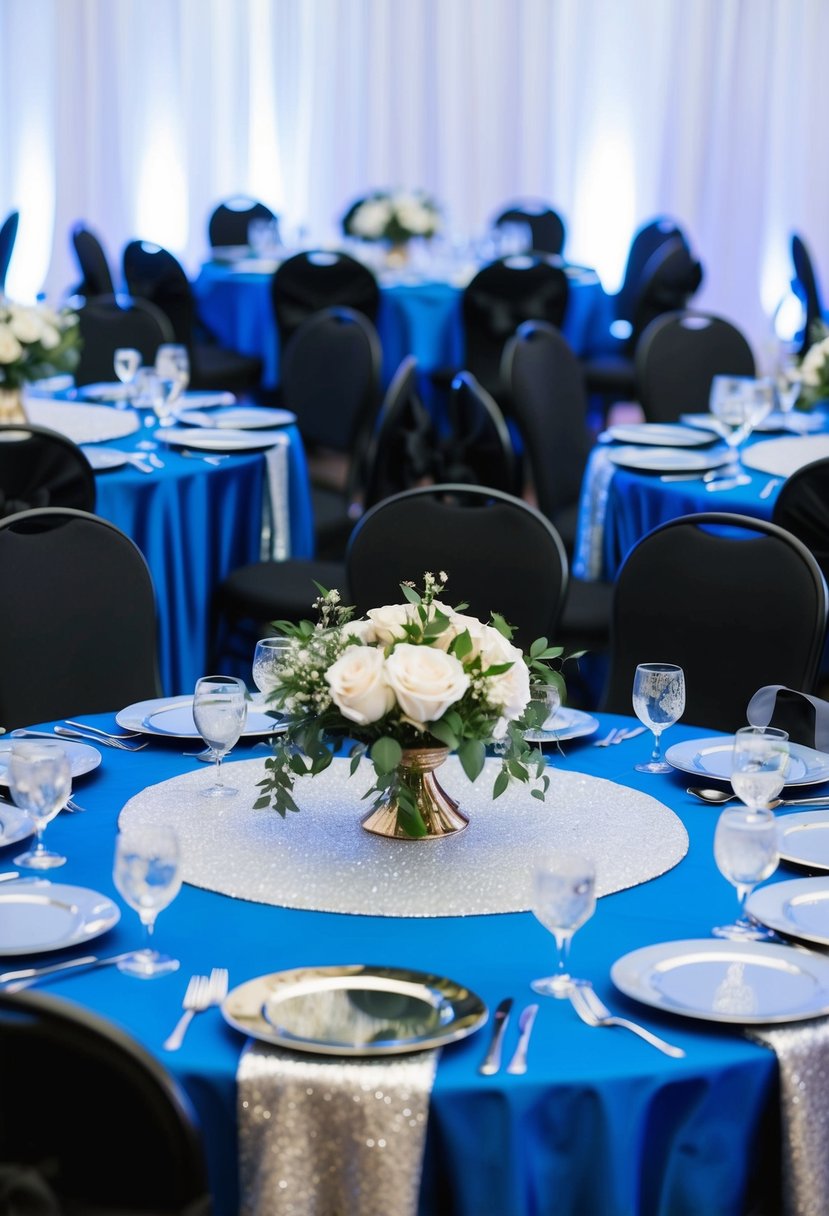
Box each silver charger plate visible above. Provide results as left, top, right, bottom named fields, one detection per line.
left=221, top=964, right=488, bottom=1056
left=680, top=411, right=824, bottom=437
left=0, top=739, right=101, bottom=784
left=605, top=423, right=715, bottom=448
left=175, top=406, right=296, bottom=430
left=664, top=736, right=829, bottom=788
left=778, top=812, right=829, bottom=871
left=605, top=445, right=733, bottom=474
left=0, top=881, right=120, bottom=956
left=524, top=706, right=599, bottom=744
left=116, top=695, right=287, bottom=740
left=0, top=803, right=34, bottom=849
left=611, top=938, right=829, bottom=1024
left=156, top=426, right=287, bottom=452
left=747, top=878, right=829, bottom=947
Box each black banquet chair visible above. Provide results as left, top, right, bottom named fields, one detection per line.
left=122, top=240, right=262, bottom=392
left=439, top=371, right=516, bottom=493
left=0, top=423, right=96, bottom=518
left=75, top=293, right=175, bottom=386
left=71, top=222, right=116, bottom=298
left=494, top=201, right=566, bottom=256
left=208, top=196, right=276, bottom=248
left=772, top=456, right=829, bottom=588
left=0, top=988, right=212, bottom=1215
left=791, top=233, right=826, bottom=355
left=0, top=508, right=161, bottom=730
left=0, top=209, right=19, bottom=294
left=602, top=513, right=828, bottom=732
left=270, top=250, right=380, bottom=349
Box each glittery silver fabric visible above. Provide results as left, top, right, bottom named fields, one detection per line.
left=750, top=1019, right=829, bottom=1216
left=119, top=756, right=688, bottom=916
left=237, top=1040, right=438, bottom=1216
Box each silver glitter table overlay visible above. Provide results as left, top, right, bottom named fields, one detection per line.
left=120, top=756, right=689, bottom=1215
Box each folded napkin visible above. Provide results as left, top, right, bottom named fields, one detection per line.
left=237, top=1042, right=438, bottom=1216
left=746, top=686, right=829, bottom=752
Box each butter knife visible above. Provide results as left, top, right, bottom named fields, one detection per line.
left=478, top=997, right=513, bottom=1075
left=506, top=1003, right=539, bottom=1074
left=0, top=952, right=134, bottom=992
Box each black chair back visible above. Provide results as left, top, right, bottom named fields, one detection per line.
left=208, top=196, right=276, bottom=248
left=791, top=233, right=825, bottom=355
left=71, top=223, right=116, bottom=297
left=772, top=456, right=829, bottom=589
left=347, top=483, right=569, bottom=651
left=636, top=311, right=756, bottom=422
left=616, top=216, right=687, bottom=324
left=122, top=240, right=195, bottom=346
left=603, top=513, right=828, bottom=731
left=494, top=203, right=566, bottom=255
left=628, top=237, right=704, bottom=351
left=0, top=989, right=211, bottom=1215
left=0, top=209, right=19, bottom=293
left=0, top=507, right=161, bottom=729
left=271, top=250, right=380, bottom=347
left=361, top=356, right=436, bottom=508
left=441, top=372, right=516, bottom=493
left=75, top=293, right=174, bottom=385
left=0, top=424, right=95, bottom=518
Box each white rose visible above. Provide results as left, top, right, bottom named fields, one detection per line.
left=351, top=200, right=392, bottom=239
left=8, top=308, right=43, bottom=345
left=367, top=604, right=413, bottom=646
left=384, top=643, right=469, bottom=723
left=0, top=324, right=22, bottom=364
left=341, top=618, right=376, bottom=645
left=479, top=627, right=531, bottom=722
left=447, top=611, right=490, bottom=658
left=39, top=323, right=61, bottom=350
left=325, top=646, right=394, bottom=726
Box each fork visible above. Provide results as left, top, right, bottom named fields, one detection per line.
left=64, top=721, right=143, bottom=741
left=53, top=727, right=148, bottom=751
left=569, top=982, right=685, bottom=1058
left=163, top=967, right=229, bottom=1051
left=593, top=728, right=619, bottom=747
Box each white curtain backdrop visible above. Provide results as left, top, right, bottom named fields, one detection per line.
left=0, top=0, right=826, bottom=359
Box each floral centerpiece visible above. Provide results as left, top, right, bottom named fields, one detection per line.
left=797, top=321, right=829, bottom=408
left=343, top=190, right=442, bottom=246
left=255, top=574, right=570, bottom=840
left=0, top=300, right=81, bottom=421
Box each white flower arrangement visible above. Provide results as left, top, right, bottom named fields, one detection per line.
left=343, top=190, right=442, bottom=244
left=256, top=574, right=568, bottom=837
left=798, top=322, right=829, bottom=408
left=0, top=300, right=81, bottom=389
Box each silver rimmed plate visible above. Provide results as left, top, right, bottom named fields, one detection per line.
left=0, top=740, right=102, bottom=785
left=80, top=446, right=130, bottom=471
left=778, top=812, right=829, bottom=871
left=680, top=411, right=824, bottom=436
left=605, top=423, right=715, bottom=448
left=524, top=706, right=599, bottom=744
left=664, top=737, right=829, bottom=788
left=605, top=445, right=732, bottom=474
left=156, top=427, right=288, bottom=452
left=116, top=695, right=287, bottom=740
left=611, top=938, right=829, bottom=1024
left=221, top=964, right=488, bottom=1056
left=0, top=803, right=34, bottom=849
left=0, top=881, right=120, bottom=956
left=747, top=878, right=829, bottom=947
left=739, top=436, right=829, bottom=478
left=175, top=407, right=296, bottom=430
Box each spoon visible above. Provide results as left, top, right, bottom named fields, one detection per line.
left=687, top=787, right=829, bottom=809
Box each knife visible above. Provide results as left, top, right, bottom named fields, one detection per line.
left=506, top=1003, right=539, bottom=1075
left=0, top=952, right=134, bottom=992
left=478, top=997, right=513, bottom=1075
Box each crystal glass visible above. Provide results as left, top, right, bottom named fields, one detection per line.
left=531, top=850, right=596, bottom=997
left=712, top=806, right=778, bottom=940
left=113, top=347, right=141, bottom=391
left=631, top=663, right=685, bottom=773
left=193, top=675, right=248, bottom=797
left=155, top=344, right=190, bottom=404
left=113, top=824, right=182, bottom=977
left=132, top=366, right=174, bottom=426
left=526, top=679, right=562, bottom=733
left=252, top=637, right=292, bottom=703
left=8, top=742, right=71, bottom=869
left=730, top=726, right=789, bottom=813
left=709, top=375, right=774, bottom=455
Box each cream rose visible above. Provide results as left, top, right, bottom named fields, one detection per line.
left=0, top=324, right=22, bottom=364
left=366, top=604, right=413, bottom=646
left=384, top=643, right=469, bottom=723
left=478, top=626, right=531, bottom=722
left=325, top=646, right=394, bottom=726
left=341, top=618, right=376, bottom=645
left=8, top=308, right=43, bottom=345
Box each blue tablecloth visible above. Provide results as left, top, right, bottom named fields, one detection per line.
left=7, top=713, right=790, bottom=1216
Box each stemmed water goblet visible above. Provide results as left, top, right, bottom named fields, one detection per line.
left=523, top=679, right=563, bottom=741
left=631, top=663, right=685, bottom=774
left=8, top=741, right=71, bottom=869
left=530, top=850, right=596, bottom=998
left=730, top=726, right=790, bottom=814
left=193, top=675, right=248, bottom=797
left=113, top=824, right=182, bottom=977
left=113, top=347, right=141, bottom=398
left=252, top=637, right=292, bottom=706
left=712, top=806, right=779, bottom=940
left=155, top=344, right=190, bottom=405
left=709, top=375, right=774, bottom=472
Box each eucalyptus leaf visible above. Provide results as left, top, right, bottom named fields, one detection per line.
left=371, top=736, right=403, bottom=774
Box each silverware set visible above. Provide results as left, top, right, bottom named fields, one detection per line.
left=10, top=723, right=147, bottom=751
left=478, top=998, right=540, bottom=1075
left=593, top=726, right=647, bottom=747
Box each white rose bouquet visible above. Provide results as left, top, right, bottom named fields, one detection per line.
left=0, top=300, right=81, bottom=389
left=255, top=573, right=570, bottom=837
left=798, top=321, right=829, bottom=408
left=343, top=190, right=442, bottom=245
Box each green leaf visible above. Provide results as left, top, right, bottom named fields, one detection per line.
left=400, top=583, right=421, bottom=605
left=490, top=612, right=513, bottom=639
left=530, top=637, right=548, bottom=658
left=370, top=736, right=403, bottom=774
left=458, top=738, right=485, bottom=783
left=530, top=788, right=546, bottom=800
left=450, top=628, right=473, bottom=660
left=480, top=661, right=513, bottom=677
left=493, top=769, right=510, bottom=799
left=427, top=718, right=459, bottom=750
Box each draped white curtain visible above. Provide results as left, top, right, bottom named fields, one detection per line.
left=1, top=0, right=826, bottom=358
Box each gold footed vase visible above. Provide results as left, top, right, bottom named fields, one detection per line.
left=0, top=388, right=26, bottom=424
left=361, top=747, right=469, bottom=840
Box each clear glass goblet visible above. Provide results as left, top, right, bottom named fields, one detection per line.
left=252, top=637, right=292, bottom=706
left=531, top=850, right=596, bottom=998
left=193, top=675, right=248, bottom=797
left=712, top=806, right=779, bottom=940
left=8, top=741, right=71, bottom=869
left=523, top=679, right=563, bottom=741
left=631, top=663, right=685, bottom=773
left=155, top=344, right=190, bottom=404
left=709, top=375, right=774, bottom=468
left=731, top=726, right=789, bottom=814
left=113, top=347, right=141, bottom=393
left=113, top=824, right=182, bottom=978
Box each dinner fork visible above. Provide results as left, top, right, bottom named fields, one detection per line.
left=63, top=721, right=143, bottom=741
left=163, top=967, right=229, bottom=1051
left=52, top=727, right=148, bottom=751
left=569, top=982, right=685, bottom=1058
left=593, top=728, right=619, bottom=747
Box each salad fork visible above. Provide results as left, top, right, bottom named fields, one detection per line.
left=163, top=967, right=229, bottom=1051
left=569, top=982, right=685, bottom=1058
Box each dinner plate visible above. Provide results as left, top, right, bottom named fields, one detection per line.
left=680, top=411, right=825, bottom=436
left=77, top=382, right=134, bottom=403
left=0, top=803, right=34, bottom=849
left=747, top=878, right=829, bottom=947
left=611, top=938, right=829, bottom=1024
left=0, top=881, right=120, bottom=956
left=739, top=435, right=829, bottom=478
left=178, top=391, right=237, bottom=408
left=175, top=407, right=296, bottom=430
left=605, top=423, right=715, bottom=448
left=156, top=427, right=288, bottom=452
left=0, top=739, right=102, bottom=784
left=523, top=706, right=600, bottom=744
left=605, top=445, right=733, bottom=474
left=777, top=812, right=829, bottom=871
left=116, top=695, right=286, bottom=739
left=80, top=446, right=130, bottom=471
left=221, top=964, right=488, bottom=1056
left=664, top=736, right=829, bottom=787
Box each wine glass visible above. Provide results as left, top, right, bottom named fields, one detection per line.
left=524, top=679, right=563, bottom=740
left=113, top=347, right=141, bottom=394
left=155, top=344, right=190, bottom=404
left=730, top=726, right=790, bottom=814
left=193, top=675, right=248, bottom=797
left=531, top=850, right=596, bottom=998
left=709, top=375, right=774, bottom=465
left=712, top=806, right=778, bottom=940
left=252, top=637, right=292, bottom=705
left=631, top=663, right=685, bottom=773
left=113, top=824, right=182, bottom=977
left=8, top=741, right=71, bottom=869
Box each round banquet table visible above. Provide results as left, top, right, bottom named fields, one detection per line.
left=0, top=711, right=796, bottom=1216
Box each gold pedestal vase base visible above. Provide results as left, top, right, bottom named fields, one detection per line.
left=361, top=747, right=469, bottom=840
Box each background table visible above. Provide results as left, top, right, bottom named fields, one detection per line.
left=4, top=713, right=792, bottom=1216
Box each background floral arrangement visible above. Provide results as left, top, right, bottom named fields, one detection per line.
left=256, top=574, right=567, bottom=837
left=0, top=301, right=81, bottom=389
left=343, top=189, right=442, bottom=244
left=797, top=321, right=829, bottom=408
